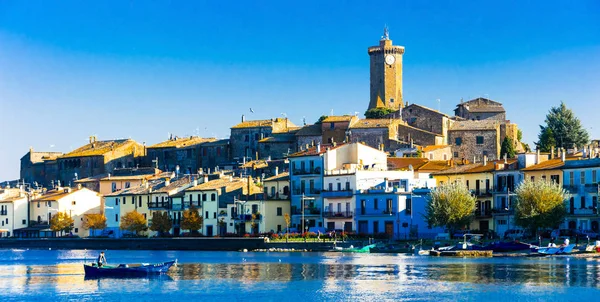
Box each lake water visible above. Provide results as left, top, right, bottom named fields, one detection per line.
left=1, top=249, right=600, bottom=301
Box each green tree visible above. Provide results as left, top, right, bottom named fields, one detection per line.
left=537, top=102, right=589, bottom=151
left=500, top=137, right=516, bottom=159
left=120, top=210, right=147, bottom=236
left=283, top=213, right=291, bottom=242
left=364, top=107, right=395, bottom=119
left=149, top=212, right=173, bottom=236
left=50, top=212, right=74, bottom=236
left=82, top=213, right=107, bottom=237
left=517, top=129, right=523, bottom=142
left=537, top=127, right=557, bottom=153
left=514, top=179, right=567, bottom=237
left=316, top=115, right=328, bottom=123
left=181, top=205, right=203, bottom=234
left=424, top=183, right=476, bottom=235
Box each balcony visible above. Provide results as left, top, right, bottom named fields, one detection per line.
left=321, top=190, right=353, bottom=198
left=0, top=210, right=7, bottom=216
left=357, top=209, right=396, bottom=216
left=292, top=207, right=321, bottom=215
left=492, top=208, right=513, bottom=215
left=568, top=208, right=598, bottom=216
left=471, top=190, right=492, bottom=197
left=292, top=189, right=321, bottom=196
left=266, top=193, right=290, bottom=200
left=292, top=167, right=321, bottom=176
left=235, top=214, right=262, bottom=222
left=493, top=186, right=516, bottom=194
left=475, top=210, right=492, bottom=218
left=148, top=202, right=172, bottom=209
left=29, top=221, right=49, bottom=228
left=323, top=211, right=353, bottom=219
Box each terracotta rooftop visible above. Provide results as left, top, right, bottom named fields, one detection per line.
left=202, top=139, right=230, bottom=146
left=405, top=103, right=450, bottom=117
left=264, top=172, right=289, bottom=182
left=419, top=160, right=453, bottom=172
left=231, top=118, right=297, bottom=133
left=32, top=187, right=96, bottom=201
left=289, top=143, right=343, bottom=157
left=240, top=160, right=269, bottom=169
left=61, top=139, right=135, bottom=158
left=105, top=180, right=165, bottom=196
left=22, top=151, right=64, bottom=163
left=422, top=145, right=450, bottom=152
left=350, top=119, right=398, bottom=129
left=258, top=134, right=296, bottom=143
left=186, top=177, right=263, bottom=195
left=148, top=137, right=216, bottom=149
left=154, top=175, right=196, bottom=193
left=521, top=158, right=566, bottom=171
left=387, top=158, right=429, bottom=171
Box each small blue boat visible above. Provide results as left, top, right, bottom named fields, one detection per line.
left=531, top=244, right=575, bottom=255
left=83, top=260, right=176, bottom=277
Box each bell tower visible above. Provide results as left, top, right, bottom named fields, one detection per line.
left=368, top=27, right=404, bottom=111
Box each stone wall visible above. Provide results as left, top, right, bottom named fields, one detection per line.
left=397, top=124, right=442, bottom=146
left=230, top=127, right=273, bottom=162
left=401, top=104, right=446, bottom=135
left=449, top=128, right=500, bottom=161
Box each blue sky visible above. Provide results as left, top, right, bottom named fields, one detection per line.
left=1, top=1, right=599, bottom=181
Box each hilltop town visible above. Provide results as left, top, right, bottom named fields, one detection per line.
left=2, top=30, right=598, bottom=241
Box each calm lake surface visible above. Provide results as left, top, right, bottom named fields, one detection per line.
left=1, top=249, right=600, bottom=301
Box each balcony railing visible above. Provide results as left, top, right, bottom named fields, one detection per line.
left=292, top=167, right=321, bottom=176
left=0, top=210, right=7, bottom=216
left=292, top=208, right=321, bottom=215
left=357, top=209, right=396, bottom=216
left=29, top=221, right=49, bottom=227
left=321, top=190, right=353, bottom=198
left=234, top=214, right=262, bottom=222
left=475, top=210, right=492, bottom=218
left=148, top=202, right=171, bottom=209
left=323, top=211, right=353, bottom=219
left=568, top=208, right=598, bottom=216
left=471, top=190, right=492, bottom=197
left=493, top=186, right=516, bottom=193
left=266, top=193, right=290, bottom=200
left=292, top=189, right=321, bottom=196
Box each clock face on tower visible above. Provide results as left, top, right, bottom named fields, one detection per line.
left=385, top=55, right=395, bottom=65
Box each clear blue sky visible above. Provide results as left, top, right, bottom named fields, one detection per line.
left=1, top=1, right=599, bottom=181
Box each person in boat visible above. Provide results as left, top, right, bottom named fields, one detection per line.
left=97, top=251, right=107, bottom=267
left=563, top=238, right=570, bottom=246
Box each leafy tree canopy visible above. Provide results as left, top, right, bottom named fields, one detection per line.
left=425, top=183, right=476, bottom=234
left=82, top=213, right=107, bottom=234
left=150, top=211, right=172, bottom=236
left=120, top=210, right=147, bottom=235
left=537, top=102, right=589, bottom=152
left=364, top=107, right=395, bottom=119
left=500, top=137, right=516, bottom=159
left=50, top=212, right=74, bottom=235
left=316, top=115, right=328, bottom=123
left=181, top=205, right=203, bottom=232
left=514, top=179, right=567, bottom=236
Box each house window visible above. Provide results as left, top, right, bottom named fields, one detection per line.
left=22, top=219, right=26, bottom=225
left=455, top=137, right=462, bottom=146
left=581, top=196, right=586, bottom=209
left=112, top=182, right=117, bottom=192
left=466, top=180, right=470, bottom=189
left=205, top=211, right=209, bottom=219
left=143, top=213, right=147, bottom=219
left=202, top=194, right=207, bottom=201
left=569, top=172, right=574, bottom=186
left=328, top=183, right=333, bottom=191
left=406, top=198, right=412, bottom=215
left=115, top=214, right=119, bottom=222
left=115, top=198, right=119, bottom=206
left=75, top=228, right=78, bottom=233
left=277, top=207, right=282, bottom=216
left=374, top=198, right=378, bottom=210
left=37, top=202, right=40, bottom=208
left=244, top=135, right=249, bottom=142
left=345, top=182, right=350, bottom=191
left=125, top=182, right=131, bottom=189
left=138, top=196, right=142, bottom=207
left=252, top=204, right=258, bottom=214
left=131, top=197, right=134, bottom=205
left=581, top=171, right=585, bottom=185
left=551, top=175, right=560, bottom=184
left=211, top=193, right=216, bottom=201
left=72, top=201, right=76, bottom=206
left=593, top=170, right=597, bottom=183
left=330, top=122, right=335, bottom=130
left=213, top=212, right=216, bottom=219
left=123, top=197, right=126, bottom=205
left=476, top=136, right=484, bottom=145
left=444, top=154, right=448, bottom=160
left=453, top=152, right=459, bottom=158
left=429, top=153, right=433, bottom=160
left=373, top=221, right=379, bottom=234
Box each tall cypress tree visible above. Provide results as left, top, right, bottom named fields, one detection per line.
left=537, top=102, right=589, bottom=151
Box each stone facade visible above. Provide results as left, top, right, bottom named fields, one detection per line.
left=448, top=121, right=500, bottom=161
left=146, top=136, right=217, bottom=174
left=230, top=117, right=297, bottom=162
left=368, top=29, right=404, bottom=111
left=422, top=145, right=453, bottom=161
left=258, top=132, right=297, bottom=160
left=20, top=148, right=63, bottom=187
left=57, top=137, right=145, bottom=187
left=397, top=124, right=444, bottom=147
left=401, top=103, right=453, bottom=141
left=454, top=98, right=506, bottom=121
left=199, top=139, right=232, bottom=171
left=295, top=124, right=322, bottom=151
left=321, top=116, right=358, bottom=145
left=348, top=119, right=403, bottom=151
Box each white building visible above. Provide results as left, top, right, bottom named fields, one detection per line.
left=562, top=158, right=600, bottom=232
left=0, top=188, right=28, bottom=238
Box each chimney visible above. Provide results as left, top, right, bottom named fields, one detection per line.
left=536, top=149, right=540, bottom=165
left=384, top=178, right=389, bottom=191
left=241, top=114, right=246, bottom=122
left=229, top=175, right=233, bottom=182
left=561, top=149, right=566, bottom=162
left=77, top=184, right=82, bottom=190
left=583, top=146, right=588, bottom=158
left=316, top=142, right=321, bottom=153
left=551, top=147, right=555, bottom=159
left=193, top=179, right=198, bottom=187
left=203, top=174, right=208, bottom=183
left=503, top=154, right=507, bottom=164
left=107, top=173, right=111, bottom=180
left=275, top=166, right=279, bottom=176
left=483, top=155, right=488, bottom=166
left=165, top=178, right=170, bottom=186
left=333, top=141, right=337, bottom=147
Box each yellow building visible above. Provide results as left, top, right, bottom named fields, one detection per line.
left=263, top=172, right=291, bottom=234
left=432, top=160, right=495, bottom=233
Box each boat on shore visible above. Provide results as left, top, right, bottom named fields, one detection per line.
left=333, top=244, right=376, bottom=253
left=83, top=260, right=177, bottom=277
left=530, top=244, right=575, bottom=256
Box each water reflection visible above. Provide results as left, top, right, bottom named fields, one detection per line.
left=2, top=251, right=600, bottom=300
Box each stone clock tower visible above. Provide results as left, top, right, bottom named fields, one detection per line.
left=368, top=27, right=404, bottom=111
